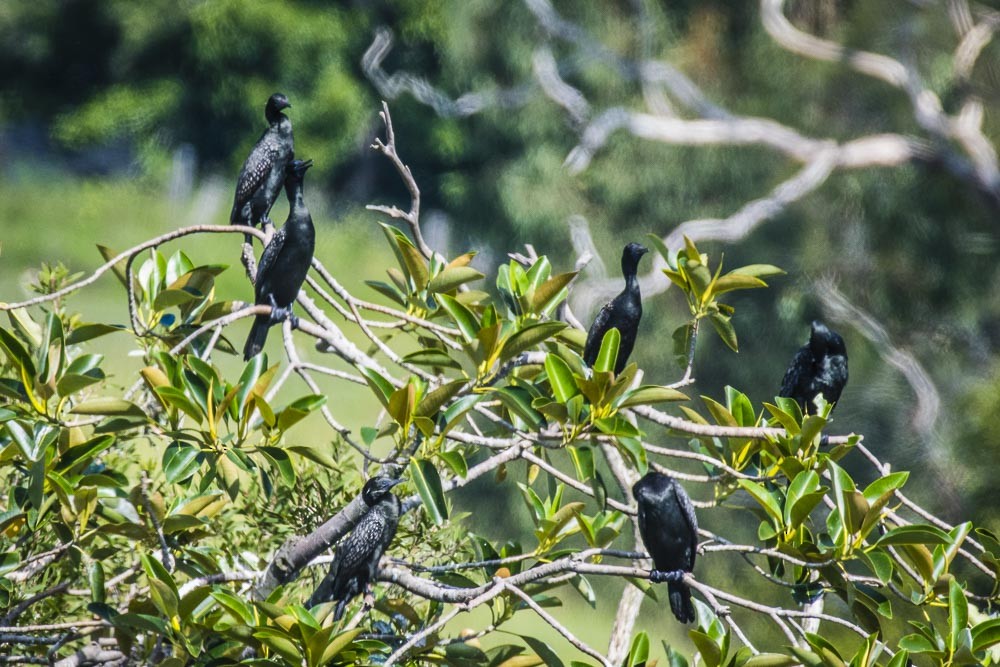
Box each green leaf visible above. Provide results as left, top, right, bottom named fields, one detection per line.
left=711, top=273, right=767, bottom=295
left=66, top=323, right=128, bottom=344
left=862, top=472, right=909, bottom=504
left=141, top=553, right=178, bottom=619
left=318, top=628, right=363, bottom=664
left=972, top=618, right=1000, bottom=652
left=365, top=280, right=407, bottom=306
left=438, top=294, right=480, bottom=342
left=70, top=398, right=147, bottom=418
left=594, top=328, right=621, bottom=373
left=708, top=312, right=738, bottom=352
left=56, top=435, right=116, bottom=473
left=236, top=354, right=267, bottom=410
left=89, top=562, right=106, bottom=604
left=402, top=349, right=461, bottom=369
left=743, top=655, right=798, bottom=667
left=163, top=441, right=201, bottom=483
left=253, top=628, right=303, bottom=663
left=500, top=322, right=567, bottom=363
left=276, top=394, right=326, bottom=432
left=395, top=233, right=429, bottom=290
left=387, top=382, right=416, bottom=428
left=155, top=387, right=204, bottom=422
left=428, top=266, right=485, bottom=293
left=531, top=271, right=577, bottom=315
left=409, top=458, right=448, bottom=525
left=784, top=470, right=821, bottom=528
left=360, top=368, right=395, bottom=409
left=544, top=354, right=578, bottom=404
left=415, top=380, right=466, bottom=419
left=287, top=444, right=338, bottom=470
left=0, top=324, right=37, bottom=378
left=627, top=631, right=650, bottom=667
left=260, top=446, right=296, bottom=486
left=873, top=525, right=952, bottom=547
left=729, top=264, right=785, bottom=278
left=645, top=233, right=672, bottom=262
left=152, top=288, right=198, bottom=310
left=689, top=630, right=722, bottom=667
left=738, top=479, right=783, bottom=527
left=948, top=578, right=968, bottom=653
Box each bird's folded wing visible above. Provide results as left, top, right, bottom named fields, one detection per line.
left=236, top=143, right=281, bottom=204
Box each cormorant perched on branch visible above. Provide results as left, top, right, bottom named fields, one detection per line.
left=242, top=159, right=314, bottom=361
left=633, top=471, right=698, bottom=624
left=583, top=242, right=648, bottom=373
left=778, top=320, right=849, bottom=415
left=307, top=477, right=404, bottom=620
left=230, top=93, right=294, bottom=230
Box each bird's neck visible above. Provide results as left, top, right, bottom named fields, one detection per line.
left=286, top=183, right=309, bottom=219
left=266, top=109, right=287, bottom=125
left=624, top=270, right=640, bottom=292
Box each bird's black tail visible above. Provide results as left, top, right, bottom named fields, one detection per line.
left=243, top=315, right=270, bottom=361
left=668, top=581, right=695, bottom=623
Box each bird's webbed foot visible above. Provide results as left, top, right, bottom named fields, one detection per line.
left=650, top=569, right=686, bottom=584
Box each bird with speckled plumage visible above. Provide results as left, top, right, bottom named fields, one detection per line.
left=230, top=93, right=294, bottom=231
left=307, top=477, right=404, bottom=620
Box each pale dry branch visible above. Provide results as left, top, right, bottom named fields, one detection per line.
left=362, top=28, right=531, bottom=120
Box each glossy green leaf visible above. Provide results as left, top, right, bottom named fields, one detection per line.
left=738, top=479, right=783, bottom=527
left=500, top=322, right=567, bottom=363
left=428, top=265, right=484, bottom=293
left=163, top=441, right=201, bottom=483
left=415, top=380, right=465, bottom=419
left=409, top=458, right=447, bottom=525
left=708, top=312, right=738, bottom=352
left=402, top=349, right=461, bottom=369
left=711, top=273, right=767, bottom=295
left=594, top=328, right=620, bottom=374
left=873, top=525, right=952, bottom=547
left=544, top=354, right=578, bottom=403
left=618, top=385, right=691, bottom=409
left=862, top=472, right=909, bottom=504
left=438, top=293, right=480, bottom=342
left=66, top=323, right=128, bottom=344
left=360, top=368, right=395, bottom=409
left=70, top=398, right=146, bottom=418
left=89, top=562, right=105, bottom=604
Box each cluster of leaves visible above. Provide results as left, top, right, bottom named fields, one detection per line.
left=1, top=227, right=998, bottom=666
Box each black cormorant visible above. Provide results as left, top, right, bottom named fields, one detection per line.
left=230, top=93, right=294, bottom=230
left=633, top=471, right=698, bottom=624
left=583, top=242, right=648, bottom=373
left=307, top=477, right=404, bottom=620
left=778, top=320, right=849, bottom=415
left=242, top=159, right=314, bottom=360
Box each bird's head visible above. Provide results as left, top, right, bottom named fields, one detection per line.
left=621, top=242, right=649, bottom=276
left=809, top=320, right=847, bottom=356
left=286, top=159, right=313, bottom=179
left=265, top=93, right=292, bottom=123
left=361, top=476, right=404, bottom=506
left=632, top=470, right=675, bottom=503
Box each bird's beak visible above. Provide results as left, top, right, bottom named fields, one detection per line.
left=387, top=478, right=404, bottom=488
left=639, top=245, right=649, bottom=255
left=300, top=159, right=313, bottom=170
left=285, top=102, right=292, bottom=109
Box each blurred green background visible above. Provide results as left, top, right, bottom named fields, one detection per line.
left=2, top=0, right=999, bottom=658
